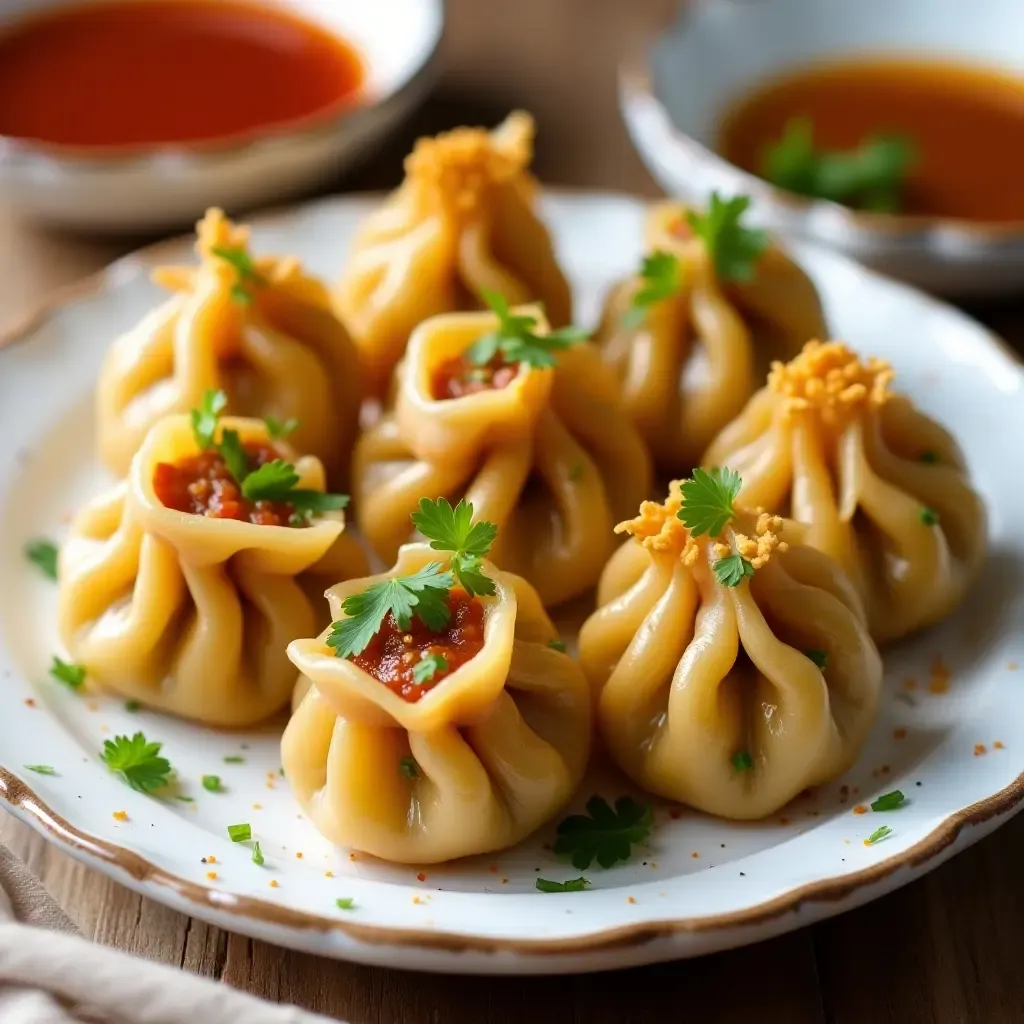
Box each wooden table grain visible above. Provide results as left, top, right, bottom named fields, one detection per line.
left=2, top=1, right=1024, bottom=1020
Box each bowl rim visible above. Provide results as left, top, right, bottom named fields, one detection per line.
left=619, top=36, right=1024, bottom=247
left=0, top=0, right=445, bottom=169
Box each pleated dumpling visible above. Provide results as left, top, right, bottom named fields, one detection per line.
left=704, top=341, right=987, bottom=642
left=353, top=299, right=653, bottom=606
left=595, top=194, right=827, bottom=472
left=335, top=112, right=573, bottom=394
left=98, top=208, right=362, bottom=481
left=58, top=397, right=367, bottom=726
left=283, top=498, right=591, bottom=864
left=578, top=472, right=882, bottom=820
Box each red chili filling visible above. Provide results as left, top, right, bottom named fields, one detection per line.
left=432, top=353, right=521, bottom=400
left=153, top=444, right=297, bottom=526
left=350, top=589, right=485, bottom=702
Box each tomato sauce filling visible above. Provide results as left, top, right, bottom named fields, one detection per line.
left=432, top=353, right=522, bottom=400
left=350, top=589, right=486, bottom=702
left=153, top=444, right=299, bottom=526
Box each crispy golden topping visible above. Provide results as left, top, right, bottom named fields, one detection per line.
left=404, top=112, right=534, bottom=217
left=615, top=482, right=698, bottom=565
left=769, top=341, right=893, bottom=421
left=732, top=514, right=789, bottom=570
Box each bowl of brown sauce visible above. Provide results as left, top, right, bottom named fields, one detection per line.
left=621, top=0, right=1024, bottom=295
left=0, top=0, right=443, bottom=231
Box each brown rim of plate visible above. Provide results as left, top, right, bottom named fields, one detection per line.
left=3, top=765, right=1023, bottom=955
left=2, top=189, right=1024, bottom=957
left=618, top=39, right=1024, bottom=243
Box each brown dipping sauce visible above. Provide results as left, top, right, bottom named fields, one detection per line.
left=719, top=58, right=1024, bottom=222
left=0, top=0, right=364, bottom=148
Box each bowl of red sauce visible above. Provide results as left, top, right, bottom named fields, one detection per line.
left=620, top=0, right=1024, bottom=296
left=0, top=0, right=443, bottom=230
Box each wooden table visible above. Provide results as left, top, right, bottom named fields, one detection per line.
left=3, top=1, right=1024, bottom=1019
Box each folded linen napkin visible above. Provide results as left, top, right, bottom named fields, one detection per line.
left=0, top=841, right=341, bottom=1024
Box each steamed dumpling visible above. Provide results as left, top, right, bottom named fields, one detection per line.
left=579, top=478, right=882, bottom=820
left=335, top=112, right=573, bottom=394
left=703, top=341, right=987, bottom=642
left=595, top=196, right=827, bottom=472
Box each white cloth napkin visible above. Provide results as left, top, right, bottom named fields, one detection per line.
left=0, top=842, right=341, bottom=1024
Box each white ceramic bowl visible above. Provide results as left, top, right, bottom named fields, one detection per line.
left=620, top=0, right=1024, bottom=296
left=0, top=0, right=444, bottom=232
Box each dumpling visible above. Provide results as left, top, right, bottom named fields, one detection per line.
left=98, top=208, right=362, bottom=482
left=335, top=112, right=573, bottom=394
left=595, top=194, right=827, bottom=472
left=282, top=498, right=590, bottom=864
left=352, top=300, right=652, bottom=606
left=703, top=341, right=987, bottom=642
left=58, top=401, right=367, bottom=726
left=578, top=473, right=882, bottom=820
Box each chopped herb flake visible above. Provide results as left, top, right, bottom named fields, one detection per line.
left=49, top=656, right=86, bottom=691
left=804, top=649, right=829, bottom=670
left=865, top=825, right=893, bottom=845
left=553, top=796, right=653, bottom=870
left=920, top=507, right=939, bottom=526
left=227, top=823, right=252, bottom=843
left=412, top=652, right=449, bottom=685
left=870, top=790, right=906, bottom=812
left=335, top=897, right=356, bottom=910
left=731, top=751, right=753, bottom=772
left=535, top=877, right=591, bottom=893
left=223, top=756, right=245, bottom=764
left=24, top=539, right=58, bottom=580
left=548, top=639, right=567, bottom=653
left=252, top=841, right=265, bottom=866
left=24, top=764, right=57, bottom=775
left=202, top=774, right=224, bottom=792
left=399, top=757, right=421, bottom=780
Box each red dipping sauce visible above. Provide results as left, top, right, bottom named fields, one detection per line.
left=0, top=0, right=364, bottom=148
left=432, top=354, right=522, bottom=400
left=154, top=444, right=299, bottom=526
left=351, top=590, right=486, bottom=702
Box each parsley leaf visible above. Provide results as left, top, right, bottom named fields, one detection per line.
left=264, top=415, right=299, bottom=440
left=870, top=790, right=906, bottom=812
left=211, top=244, right=263, bottom=304
left=713, top=553, right=755, bottom=588
left=227, top=823, right=252, bottom=843
left=191, top=389, right=228, bottom=451
left=536, top=877, right=591, bottom=893
left=25, top=539, right=58, bottom=581
left=217, top=427, right=251, bottom=487
left=677, top=467, right=742, bottom=537
left=622, top=251, right=683, bottom=329
left=101, top=732, right=173, bottom=793
left=252, top=841, right=265, bottom=866
left=410, top=497, right=497, bottom=597
left=685, top=193, right=768, bottom=282
left=240, top=459, right=299, bottom=500
left=327, top=563, right=454, bottom=659
left=24, top=764, right=57, bottom=775
left=202, top=774, right=224, bottom=792
left=865, top=825, right=893, bottom=845
left=399, top=757, right=421, bottom=780
left=336, top=897, right=356, bottom=910
left=731, top=751, right=753, bottom=771
left=49, top=656, right=86, bottom=691
left=412, top=652, right=449, bottom=685
left=553, top=796, right=653, bottom=870
left=804, top=649, right=829, bottom=670
left=761, top=118, right=916, bottom=213
left=466, top=290, right=588, bottom=370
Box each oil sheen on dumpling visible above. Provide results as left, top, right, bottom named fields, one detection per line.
left=595, top=200, right=827, bottom=472
left=335, top=112, right=573, bottom=394
left=97, top=209, right=362, bottom=482
left=578, top=484, right=882, bottom=820
left=282, top=543, right=591, bottom=864
left=58, top=415, right=367, bottom=726
left=703, top=341, right=987, bottom=642
left=352, top=307, right=652, bottom=607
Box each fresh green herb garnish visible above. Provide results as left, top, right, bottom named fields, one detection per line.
left=465, top=290, right=588, bottom=370
left=535, top=877, right=591, bottom=893
left=918, top=451, right=940, bottom=464
left=548, top=639, right=567, bottom=653
left=686, top=193, right=768, bottom=282
left=412, top=652, right=449, bottom=685
left=175, top=795, right=194, bottom=803
left=553, top=796, right=653, bottom=870
left=25, top=539, right=58, bottom=581
left=731, top=751, right=753, bottom=772
left=678, top=467, right=742, bottom=538
left=920, top=507, right=939, bottom=526
left=805, top=649, right=829, bottom=670
left=399, top=757, right=421, bottom=780
left=713, top=554, right=756, bottom=588
left=761, top=118, right=916, bottom=213
left=227, top=823, right=252, bottom=843
left=410, top=497, right=497, bottom=598
left=870, top=790, right=906, bottom=812
left=101, top=732, right=172, bottom=794
left=191, top=389, right=228, bottom=452
left=335, top=897, right=356, bottom=910
left=49, top=656, right=86, bottom=692
left=223, top=755, right=245, bottom=764
left=124, top=700, right=142, bottom=713
left=264, top=415, right=299, bottom=441
left=211, top=244, right=263, bottom=304
left=252, top=841, right=265, bottom=866
left=202, top=774, right=224, bottom=792
left=24, top=764, right=57, bottom=775
left=240, top=459, right=350, bottom=513
left=622, top=251, right=682, bottom=329
left=865, top=825, right=893, bottom=845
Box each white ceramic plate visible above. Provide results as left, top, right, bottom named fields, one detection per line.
left=1, top=193, right=1022, bottom=975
